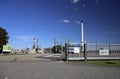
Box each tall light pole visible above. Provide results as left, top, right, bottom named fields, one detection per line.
left=36, top=38, right=38, bottom=49
left=36, top=38, right=39, bottom=53
left=33, top=38, right=36, bottom=49
left=54, top=38, right=57, bottom=53
left=81, top=20, right=84, bottom=47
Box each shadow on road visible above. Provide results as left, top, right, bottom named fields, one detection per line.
left=10, top=57, right=18, bottom=62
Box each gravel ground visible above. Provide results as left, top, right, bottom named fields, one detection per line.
left=0, top=54, right=120, bottom=79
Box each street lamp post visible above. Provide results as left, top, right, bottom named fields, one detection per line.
left=81, top=20, right=84, bottom=48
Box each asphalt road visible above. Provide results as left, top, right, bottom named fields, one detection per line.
left=0, top=54, right=120, bottom=79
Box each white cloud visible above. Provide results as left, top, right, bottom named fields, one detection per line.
left=72, top=0, right=79, bottom=4
left=62, top=19, right=70, bottom=23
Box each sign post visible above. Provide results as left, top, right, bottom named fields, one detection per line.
left=84, top=43, right=87, bottom=61
left=65, top=39, right=69, bottom=62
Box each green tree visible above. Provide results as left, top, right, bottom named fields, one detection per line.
left=0, top=27, right=9, bottom=50
left=51, top=45, right=65, bottom=53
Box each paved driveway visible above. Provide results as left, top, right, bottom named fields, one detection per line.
left=0, top=54, right=120, bottom=79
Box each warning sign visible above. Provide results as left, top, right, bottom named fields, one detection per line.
left=99, top=50, right=109, bottom=55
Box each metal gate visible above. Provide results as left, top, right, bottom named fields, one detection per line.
left=65, top=42, right=120, bottom=61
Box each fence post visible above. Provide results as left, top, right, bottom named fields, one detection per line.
left=96, top=42, right=98, bottom=51
left=84, top=43, right=87, bottom=61
left=109, top=42, right=111, bottom=57
left=65, top=39, right=68, bottom=62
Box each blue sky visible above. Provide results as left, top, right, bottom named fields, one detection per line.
left=0, top=0, right=120, bottom=49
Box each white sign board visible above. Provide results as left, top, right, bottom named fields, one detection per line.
left=68, top=47, right=80, bottom=53
left=3, top=45, right=12, bottom=52
left=99, top=50, right=109, bottom=55
left=74, top=47, right=80, bottom=53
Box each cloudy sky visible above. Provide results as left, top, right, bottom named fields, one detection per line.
left=0, top=0, right=120, bottom=49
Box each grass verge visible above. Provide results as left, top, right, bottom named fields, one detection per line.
left=72, top=60, right=120, bottom=66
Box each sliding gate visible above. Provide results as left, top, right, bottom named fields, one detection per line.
left=65, top=42, right=86, bottom=61
left=65, top=42, right=120, bottom=61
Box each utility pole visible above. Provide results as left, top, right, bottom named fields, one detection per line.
left=33, top=38, right=36, bottom=49
left=81, top=20, right=84, bottom=48
left=84, top=42, right=87, bottom=61
left=60, top=42, right=63, bottom=53
left=81, top=20, right=87, bottom=61
left=10, top=39, right=12, bottom=54
left=36, top=38, right=38, bottom=53
left=54, top=38, right=57, bottom=53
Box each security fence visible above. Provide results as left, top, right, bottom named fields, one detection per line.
left=65, top=42, right=120, bottom=61
left=86, top=43, right=120, bottom=57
